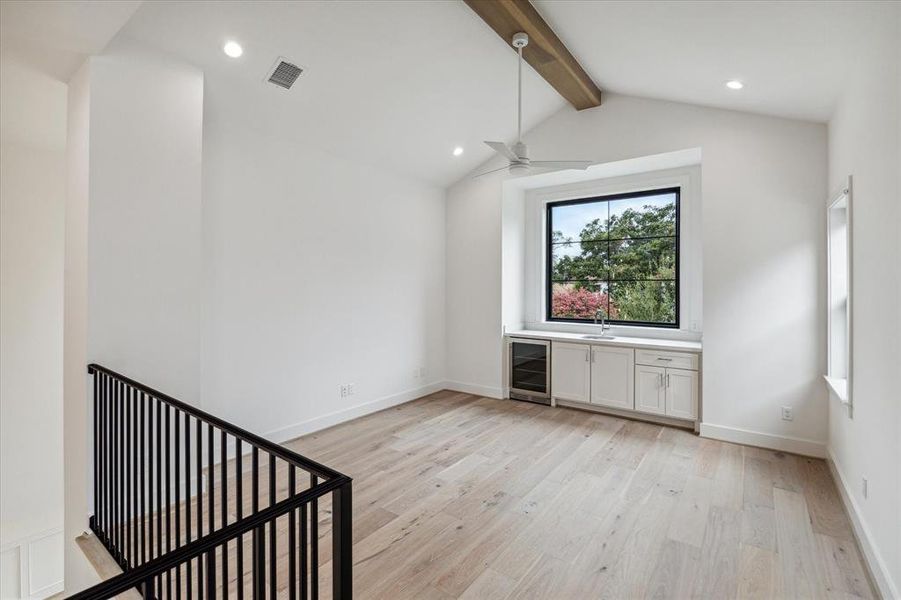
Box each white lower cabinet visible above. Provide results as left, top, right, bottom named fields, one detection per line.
left=551, top=342, right=591, bottom=403
left=549, top=340, right=700, bottom=422
left=635, top=365, right=666, bottom=415
left=665, top=368, right=699, bottom=420
left=590, top=346, right=634, bottom=410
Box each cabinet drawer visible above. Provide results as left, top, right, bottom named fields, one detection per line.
left=635, top=349, right=698, bottom=371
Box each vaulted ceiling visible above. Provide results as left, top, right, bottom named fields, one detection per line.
left=2, top=1, right=883, bottom=186
left=116, top=0, right=566, bottom=187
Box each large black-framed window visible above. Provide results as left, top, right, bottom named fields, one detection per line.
left=546, top=187, right=680, bottom=328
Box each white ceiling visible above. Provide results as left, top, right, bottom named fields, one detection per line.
left=534, top=0, right=876, bottom=123
left=4, top=0, right=883, bottom=185
left=0, top=0, right=142, bottom=81
left=115, top=0, right=566, bottom=187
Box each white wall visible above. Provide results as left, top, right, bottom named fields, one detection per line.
left=201, top=121, right=446, bottom=440
left=63, top=42, right=204, bottom=595
left=826, top=4, right=900, bottom=597
left=63, top=61, right=97, bottom=596
left=86, top=42, right=204, bottom=402
left=447, top=93, right=828, bottom=455
left=446, top=173, right=505, bottom=398
left=0, top=57, right=66, bottom=599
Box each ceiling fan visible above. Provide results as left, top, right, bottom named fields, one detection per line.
left=476, top=32, right=593, bottom=178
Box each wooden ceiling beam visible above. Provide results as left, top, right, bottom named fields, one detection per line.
left=463, top=0, right=602, bottom=110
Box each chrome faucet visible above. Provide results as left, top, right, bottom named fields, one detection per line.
left=594, top=307, right=610, bottom=333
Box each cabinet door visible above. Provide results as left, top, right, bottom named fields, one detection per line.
left=551, top=342, right=591, bottom=403
left=666, top=368, right=699, bottom=420
left=635, top=365, right=666, bottom=415
left=590, top=346, right=635, bottom=409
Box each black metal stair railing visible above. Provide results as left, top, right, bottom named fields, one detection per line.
left=70, top=364, right=352, bottom=600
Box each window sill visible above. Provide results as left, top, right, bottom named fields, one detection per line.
left=523, top=320, right=702, bottom=343
left=823, top=375, right=849, bottom=404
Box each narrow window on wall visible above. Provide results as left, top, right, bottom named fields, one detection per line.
left=546, top=187, right=680, bottom=328
left=826, top=181, right=852, bottom=404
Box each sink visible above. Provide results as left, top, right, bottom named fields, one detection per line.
left=582, top=334, right=616, bottom=340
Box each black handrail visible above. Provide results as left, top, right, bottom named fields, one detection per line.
left=77, top=364, right=353, bottom=599
left=68, top=480, right=346, bottom=600
left=87, top=364, right=342, bottom=481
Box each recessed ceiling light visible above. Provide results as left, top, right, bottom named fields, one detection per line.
left=453, top=146, right=464, bottom=157
left=726, top=80, right=744, bottom=90
left=223, top=41, right=243, bottom=58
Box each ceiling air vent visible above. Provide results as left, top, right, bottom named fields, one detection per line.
left=266, top=58, right=303, bottom=90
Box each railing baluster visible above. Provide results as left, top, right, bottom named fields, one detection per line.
left=175, top=408, right=182, bottom=600
left=310, top=475, right=318, bottom=600
left=221, top=430, right=228, bottom=600
left=185, top=413, right=192, bottom=600
left=133, top=387, right=139, bottom=566
left=115, top=379, right=122, bottom=563
left=208, top=425, right=215, bottom=536
left=99, top=373, right=107, bottom=543
left=206, top=549, right=217, bottom=600
left=166, top=403, right=173, bottom=600
left=208, top=424, right=216, bottom=598
left=254, top=522, right=266, bottom=600
left=147, top=395, right=154, bottom=565
left=288, top=466, right=296, bottom=600
left=300, top=502, right=307, bottom=600
left=268, top=455, right=276, bottom=600
left=251, top=447, right=259, bottom=600
left=139, top=390, right=144, bottom=566
left=197, top=417, right=204, bottom=600
left=143, top=575, right=155, bottom=600
left=122, top=386, right=133, bottom=568
left=331, top=481, right=352, bottom=600
left=236, top=439, right=244, bottom=600
left=92, top=372, right=99, bottom=534
left=126, top=387, right=132, bottom=568
left=156, top=397, right=163, bottom=588
left=110, top=379, right=116, bottom=558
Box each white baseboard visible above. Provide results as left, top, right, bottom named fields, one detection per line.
left=264, top=381, right=446, bottom=443
left=827, top=449, right=899, bottom=600
left=0, top=528, right=64, bottom=600
left=699, top=422, right=827, bottom=458
left=440, top=380, right=504, bottom=399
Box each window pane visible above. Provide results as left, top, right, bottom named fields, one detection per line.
left=550, top=202, right=609, bottom=243
left=610, top=280, right=676, bottom=324
left=551, top=241, right=608, bottom=281
left=609, top=237, right=676, bottom=280
left=608, top=192, right=676, bottom=238
left=550, top=282, right=610, bottom=320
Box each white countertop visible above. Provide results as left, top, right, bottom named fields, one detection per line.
left=506, top=329, right=702, bottom=353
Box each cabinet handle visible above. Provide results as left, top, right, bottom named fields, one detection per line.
left=585, top=350, right=589, bottom=362
left=658, top=373, right=663, bottom=388
left=658, top=358, right=673, bottom=362
left=666, top=373, right=671, bottom=387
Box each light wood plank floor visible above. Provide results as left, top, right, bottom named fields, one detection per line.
left=280, top=391, right=874, bottom=599
left=93, top=391, right=874, bottom=599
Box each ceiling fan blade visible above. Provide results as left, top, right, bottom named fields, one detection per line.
left=529, top=160, right=593, bottom=171
left=472, top=164, right=511, bottom=178
left=484, top=141, right=518, bottom=161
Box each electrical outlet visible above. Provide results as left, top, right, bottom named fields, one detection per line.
left=339, top=384, right=348, bottom=398
left=781, top=406, right=793, bottom=421
left=862, top=477, right=868, bottom=499
left=348, top=383, right=355, bottom=396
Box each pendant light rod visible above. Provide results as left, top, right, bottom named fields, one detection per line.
left=512, top=32, right=529, bottom=143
